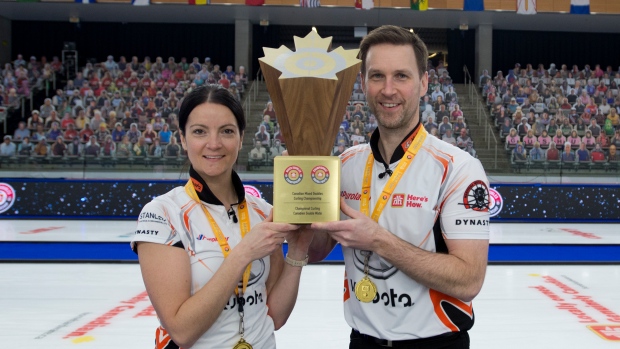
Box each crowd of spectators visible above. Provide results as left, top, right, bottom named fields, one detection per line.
left=0, top=54, right=62, bottom=110
left=482, top=63, right=620, bottom=170
left=1, top=54, right=248, bottom=163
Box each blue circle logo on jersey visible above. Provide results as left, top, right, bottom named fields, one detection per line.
left=311, top=166, right=330, bottom=184
left=0, top=183, right=16, bottom=214
left=488, top=188, right=503, bottom=217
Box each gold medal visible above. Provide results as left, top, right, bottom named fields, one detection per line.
left=233, top=338, right=253, bottom=349
left=355, top=275, right=377, bottom=303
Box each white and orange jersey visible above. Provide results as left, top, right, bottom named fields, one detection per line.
left=131, top=186, right=276, bottom=349
left=339, top=128, right=490, bottom=340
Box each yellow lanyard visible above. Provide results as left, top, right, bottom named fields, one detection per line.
left=184, top=181, right=252, bottom=296
left=361, top=127, right=428, bottom=221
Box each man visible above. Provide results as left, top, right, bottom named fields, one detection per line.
left=309, top=25, right=489, bottom=348
left=1, top=136, right=16, bottom=156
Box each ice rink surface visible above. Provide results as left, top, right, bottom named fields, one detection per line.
left=1, top=221, right=619, bottom=348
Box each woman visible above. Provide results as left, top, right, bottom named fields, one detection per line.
left=538, top=129, right=552, bottom=148
left=505, top=128, right=520, bottom=147
left=158, top=123, right=172, bottom=144
left=132, top=86, right=312, bottom=348
left=116, top=135, right=132, bottom=157
left=513, top=142, right=527, bottom=161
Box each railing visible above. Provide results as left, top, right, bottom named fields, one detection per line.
left=243, top=68, right=264, bottom=122
left=463, top=65, right=498, bottom=169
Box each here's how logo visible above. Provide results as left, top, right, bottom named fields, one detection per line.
left=284, top=166, right=303, bottom=185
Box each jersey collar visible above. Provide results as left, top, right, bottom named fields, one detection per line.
left=189, top=165, right=245, bottom=206
left=369, top=122, right=422, bottom=165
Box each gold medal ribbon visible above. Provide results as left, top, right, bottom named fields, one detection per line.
left=360, top=126, right=428, bottom=220
left=354, top=126, right=427, bottom=303
left=184, top=180, right=252, bottom=297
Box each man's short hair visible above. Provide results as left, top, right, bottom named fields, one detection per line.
left=359, top=25, right=428, bottom=78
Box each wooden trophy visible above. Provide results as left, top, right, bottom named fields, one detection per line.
left=259, top=31, right=361, bottom=223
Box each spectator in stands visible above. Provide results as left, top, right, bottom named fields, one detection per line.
left=506, top=128, right=520, bottom=147
left=530, top=142, right=545, bottom=161
left=31, top=124, right=46, bottom=142
left=149, top=138, right=162, bottom=157
left=546, top=141, right=559, bottom=160
left=456, top=128, right=475, bottom=157
left=79, top=123, right=94, bottom=143
left=43, top=111, right=61, bottom=130
left=115, top=135, right=132, bottom=157
left=269, top=139, right=286, bottom=160
left=33, top=137, right=48, bottom=157
left=63, top=123, right=78, bottom=141
left=431, top=85, right=444, bottom=102
left=335, top=126, right=349, bottom=147
left=0, top=135, right=15, bottom=156
left=596, top=132, right=610, bottom=148
left=576, top=142, right=590, bottom=162
left=574, top=117, right=587, bottom=137
left=127, top=123, right=141, bottom=144
left=479, top=69, right=491, bottom=87
left=608, top=144, right=618, bottom=161
left=442, top=128, right=457, bottom=146
left=249, top=139, right=267, bottom=163
left=60, top=112, right=74, bottom=130
left=333, top=144, right=346, bottom=156
left=500, top=118, right=512, bottom=138
left=254, top=124, right=270, bottom=147
left=423, top=116, right=437, bottom=134
left=591, top=143, right=606, bottom=162
left=568, top=130, right=581, bottom=148
left=512, top=142, right=526, bottom=161
left=83, top=136, right=100, bottom=157
left=142, top=123, right=157, bottom=144
left=608, top=108, right=620, bottom=129
left=538, top=129, right=551, bottom=148
left=158, top=123, right=172, bottom=144
left=437, top=116, right=452, bottom=137
left=51, top=136, right=66, bottom=157
left=523, top=129, right=536, bottom=148
left=95, top=123, right=111, bottom=144
left=552, top=129, right=566, bottom=148
left=611, top=130, right=620, bottom=148
left=582, top=130, right=596, bottom=148
left=27, top=110, right=42, bottom=130
left=100, top=135, right=115, bottom=157
left=46, top=122, right=62, bottom=141
left=453, top=116, right=467, bottom=135
left=90, top=110, right=105, bottom=131
left=560, top=118, right=573, bottom=137
left=133, top=136, right=148, bottom=157
left=421, top=103, right=435, bottom=123
left=13, top=121, right=30, bottom=141
left=17, top=136, right=32, bottom=156
left=350, top=127, right=367, bottom=144
left=560, top=142, right=575, bottom=162
left=517, top=118, right=530, bottom=137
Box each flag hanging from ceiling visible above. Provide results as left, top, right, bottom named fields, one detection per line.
left=132, top=0, right=149, bottom=5
left=410, top=0, right=427, bottom=11
left=300, top=0, right=320, bottom=7
left=189, top=0, right=208, bottom=4
left=463, top=0, right=483, bottom=11
left=517, top=0, right=536, bottom=14
left=355, top=0, right=373, bottom=10
left=75, top=0, right=95, bottom=3
left=246, top=0, right=264, bottom=5
left=570, top=0, right=590, bottom=14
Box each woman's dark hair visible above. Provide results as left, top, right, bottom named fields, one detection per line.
left=178, top=85, right=246, bottom=136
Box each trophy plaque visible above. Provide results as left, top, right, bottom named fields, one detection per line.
left=259, top=31, right=361, bottom=223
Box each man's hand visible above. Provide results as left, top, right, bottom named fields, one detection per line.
left=311, top=198, right=383, bottom=252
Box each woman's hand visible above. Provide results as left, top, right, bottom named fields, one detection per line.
left=236, top=211, right=299, bottom=263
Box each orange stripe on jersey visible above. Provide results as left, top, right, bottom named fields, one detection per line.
left=182, top=202, right=198, bottom=233
left=249, top=201, right=268, bottom=219
left=438, top=176, right=467, bottom=213
left=422, top=146, right=451, bottom=185
left=155, top=326, right=179, bottom=349
left=429, top=289, right=473, bottom=332
left=341, top=147, right=367, bottom=166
